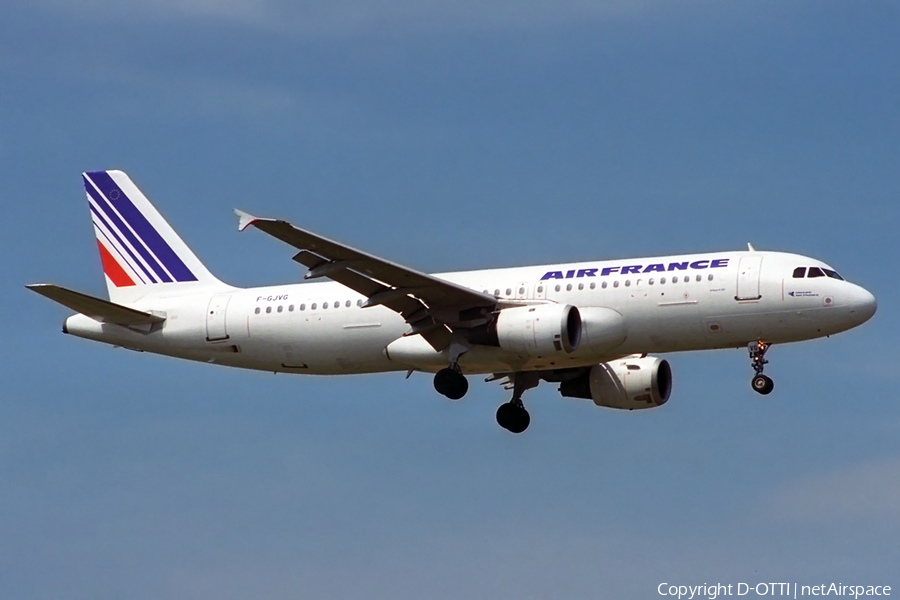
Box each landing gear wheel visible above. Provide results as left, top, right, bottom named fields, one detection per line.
left=496, top=403, right=512, bottom=429
left=747, top=341, right=774, bottom=396
left=434, top=368, right=468, bottom=400
left=496, top=402, right=530, bottom=434
left=751, top=374, right=774, bottom=395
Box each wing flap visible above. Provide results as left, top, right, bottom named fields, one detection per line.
left=303, top=253, right=453, bottom=349
left=26, top=284, right=165, bottom=326
left=236, top=211, right=496, bottom=311
left=236, top=211, right=495, bottom=350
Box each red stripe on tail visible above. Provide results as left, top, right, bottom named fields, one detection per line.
left=97, top=241, right=136, bottom=287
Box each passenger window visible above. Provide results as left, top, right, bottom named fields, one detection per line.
left=613, top=281, right=619, bottom=288
left=323, top=302, right=328, bottom=309
left=660, top=277, right=666, bottom=284
left=537, top=286, right=544, bottom=294
left=289, top=305, right=294, bottom=312
left=346, top=300, right=351, bottom=307
left=506, top=288, right=512, bottom=296
left=357, top=299, right=363, bottom=307
left=648, top=278, right=654, bottom=285
left=808, top=267, right=825, bottom=278
left=792, top=267, right=806, bottom=278
left=254, top=307, right=260, bottom=315
left=300, top=304, right=306, bottom=311
left=265, top=306, right=272, bottom=314
left=695, top=274, right=702, bottom=282
left=277, top=305, right=283, bottom=313
left=707, top=274, right=714, bottom=281
left=601, top=281, right=607, bottom=289
left=590, top=282, right=595, bottom=290
left=555, top=285, right=561, bottom=292
left=578, top=283, right=584, bottom=291
left=494, top=289, right=500, bottom=297
left=625, top=280, right=631, bottom=287
left=518, top=287, right=525, bottom=295
left=333, top=300, right=339, bottom=308
left=311, top=303, right=317, bottom=310
left=672, top=276, right=679, bottom=283
left=566, top=284, right=572, bottom=291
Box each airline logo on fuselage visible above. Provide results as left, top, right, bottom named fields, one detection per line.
left=540, top=258, right=730, bottom=280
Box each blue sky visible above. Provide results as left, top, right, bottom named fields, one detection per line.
left=2, top=1, right=898, bottom=598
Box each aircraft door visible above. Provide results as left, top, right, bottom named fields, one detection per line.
left=206, top=294, right=231, bottom=341
left=735, top=255, right=763, bottom=301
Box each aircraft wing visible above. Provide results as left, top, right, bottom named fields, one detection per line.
left=26, top=284, right=165, bottom=326
left=236, top=211, right=497, bottom=350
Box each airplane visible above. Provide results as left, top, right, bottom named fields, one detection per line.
left=28, top=170, right=877, bottom=433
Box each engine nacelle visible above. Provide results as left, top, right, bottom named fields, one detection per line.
left=559, top=356, right=672, bottom=410
left=578, top=306, right=627, bottom=354
left=495, top=304, right=582, bottom=357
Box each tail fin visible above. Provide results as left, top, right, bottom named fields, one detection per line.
left=83, top=170, right=225, bottom=304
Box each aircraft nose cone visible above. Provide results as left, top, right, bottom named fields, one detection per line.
left=848, top=285, right=877, bottom=324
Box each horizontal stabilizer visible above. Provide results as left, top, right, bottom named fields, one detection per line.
left=26, top=284, right=165, bottom=326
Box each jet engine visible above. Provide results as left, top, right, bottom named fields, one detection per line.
left=559, top=356, right=672, bottom=409
left=495, top=304, right=582, bottom=357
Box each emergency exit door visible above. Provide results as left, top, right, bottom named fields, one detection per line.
left=206, top=294, right=231, bottom=341
left=735, top=255, right=763, bottom=301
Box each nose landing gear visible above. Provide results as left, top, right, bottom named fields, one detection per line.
left=748, top=341, right=774, bottom=395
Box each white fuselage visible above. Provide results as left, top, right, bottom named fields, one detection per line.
left=63, top=250, right=876, bottom=376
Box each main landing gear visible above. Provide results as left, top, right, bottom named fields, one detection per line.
left=434, top=365, right=468, bottom=400
left=495, top=373, right=539, bottom=434
left=748, top=341, right=774, bottom=395
left=433, top=344, right=470, bottom=400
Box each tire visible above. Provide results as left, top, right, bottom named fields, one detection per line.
left=507, top=406, right=530, bottom=434
left=752, top=374, right=774, bottom=395
left=497, top=403, right=530, bottom=434
left=434, top=368, right=468, bottom=400
left=496, top=402, right=514, bottom=430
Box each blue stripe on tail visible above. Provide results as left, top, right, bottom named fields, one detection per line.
left=84, top=180, right=173, bottom=283
left=89, top=203, right=157, bottom=284
left=84, top=172, right=197, bottom=283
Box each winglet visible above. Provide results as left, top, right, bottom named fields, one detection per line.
left=235, top=209, right=259, bottom=232
left=747, top=242, right=756, bottom=252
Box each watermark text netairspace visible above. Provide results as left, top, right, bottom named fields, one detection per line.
left=658, top=583, right=891, bottom=600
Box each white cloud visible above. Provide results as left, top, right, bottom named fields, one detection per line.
left=763, top=458, right=900, bottom=525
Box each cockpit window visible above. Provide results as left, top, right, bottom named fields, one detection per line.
left=807, top=267, right=825, bottom=278
left=795, top=266, right=844, bottom=280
